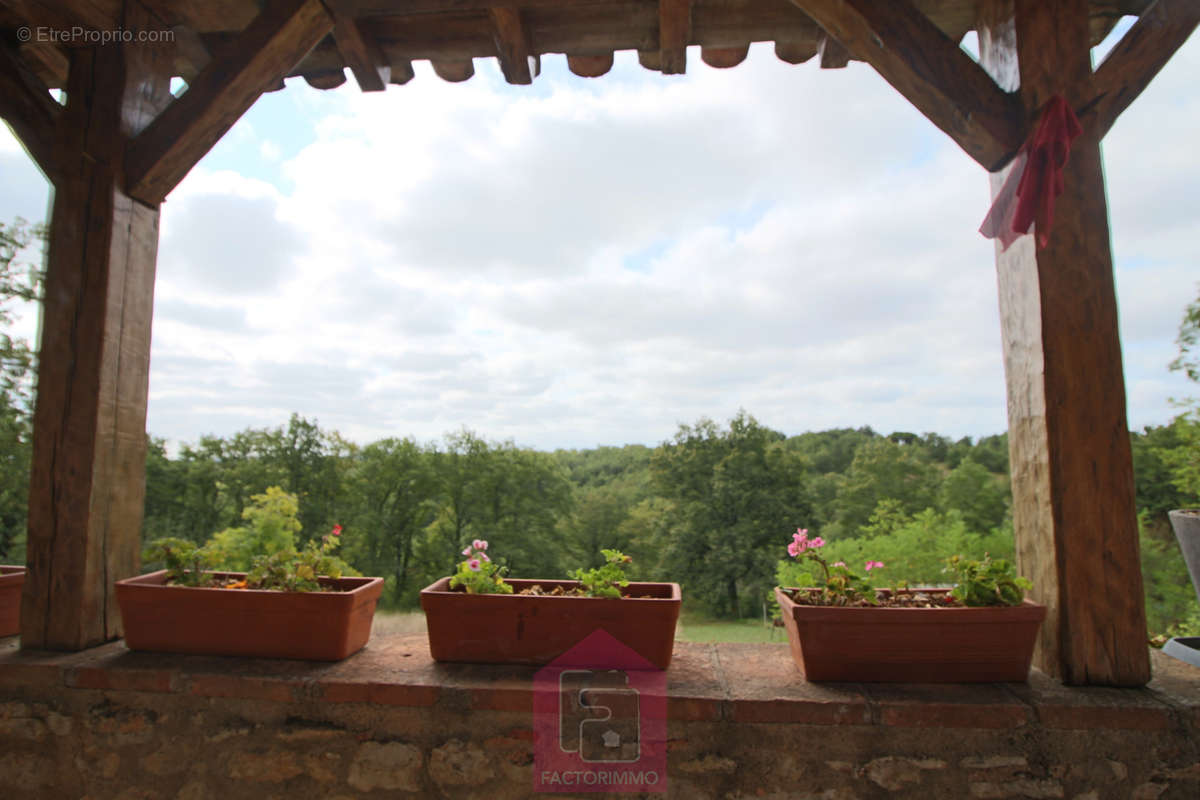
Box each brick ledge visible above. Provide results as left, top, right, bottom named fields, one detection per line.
left=1, top=633, right=1197, bottom=731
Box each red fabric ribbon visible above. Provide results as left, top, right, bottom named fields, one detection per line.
left=979, top=95, right=1083, bottom=251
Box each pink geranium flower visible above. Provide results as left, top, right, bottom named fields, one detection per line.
left=462, top=546, right=472, bottom=556
left=865, top=561, right=885, bottom=572
left=468, top=558, right=481, bottom=571
left=809, top=537, right=825, bottom=548
left=473, top=539, right=488, bottom=551
left=331, top=524, right=343, bottom=537
left=787, top=541, right=801, bottom=557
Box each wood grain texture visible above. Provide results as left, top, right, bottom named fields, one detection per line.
left=817, top=33, right=848, bottom=68
left=659, top=0, right=692, bottom=75
left=701, top=43, right=749, bottom=68
left=124, top=0, right=333, bottom=204
left=566, top=52, right=613, bottom=77
left=0, top=40, right=61, bottom=178
left=979, top=0, right=1150, bottom=686
left=18, top=41, right=69, bottom=88
left=489, top=6, right=537, bottom=84
left=774, top=38, right=817, bottom=64
left=793, top=0, right=1023, bottom=170
left=430, top=57, right=474, bottom=81
left=331, top=7, right=390, bottom=91
left=22, top=16, right=170, bottom=649
left=1083, top=0, right=1200, bottom=139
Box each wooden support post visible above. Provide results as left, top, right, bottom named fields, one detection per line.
left=22, top=21, right=172, bottom=650
left=977, top=0, right=1149, bottom=686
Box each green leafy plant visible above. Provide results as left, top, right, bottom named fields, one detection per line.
left=244, top=525, right=350, bottom=592
left=943, top=554, right=1031, bottom=607
left=449, top=539, right=512, bottom=594
left=142, top=488, right=358, bottom=592
left=568, top=548, right=633, bottom=598
left=141, top=537, right=220, bottom=587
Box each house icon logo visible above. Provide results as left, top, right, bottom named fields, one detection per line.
left=532, top=629, right=667, bottom=793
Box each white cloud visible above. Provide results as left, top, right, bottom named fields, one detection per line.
left=4, top=37, right=1192, bottom=451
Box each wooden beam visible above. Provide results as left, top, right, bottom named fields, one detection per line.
left=659, top=0, right=692, bottom=75
left=791, top=0, right=1023, bottom=171
left=977, top=0, right=1150, bottom=687
left=1082, top=0, right=1200, bottom=140
left=817, top=33, right=849, bottom=69
left=0, top=41, right=61, bottom=179
left=489, top=6, right=538, bottom=85
left=22, top=15, right=171, bottom=650
left=0, top=0, right=121, bottom=34
left=19, top=41, right=69, bottom=88
left=124, top=0, right=333, bottom=205
left=331, top=5, right=390, bottom=91
left=170, top=24, right=212, bottom=83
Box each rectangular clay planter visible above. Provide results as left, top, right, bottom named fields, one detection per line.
left=775, top=586, right=1046, bottom=682
left=0, top=565, right=24, bottom=637
left=116, top=570, right=384, bottom=661
left=420, top=577, right=682, bottom=668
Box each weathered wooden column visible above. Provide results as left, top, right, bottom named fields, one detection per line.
left=21, top=21, right=172, bottom=650
left=978, top=0, right=1148, bottom=685
left=14, top=0, right=334, bottom=650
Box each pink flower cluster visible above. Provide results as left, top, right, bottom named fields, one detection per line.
left=787, top=528, right=825, bottom=557
left=864, top=560, right=885, bottom=572
left=462, top=539, right=491, bottom=571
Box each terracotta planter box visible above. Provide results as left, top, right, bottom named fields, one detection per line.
left=0, top=565, right=24, bottom=637
left=420, top=577, right=682, bottom=668
left=775, top=586, right=1046, bottom=682
left=116, top=570, right=384, bottom=661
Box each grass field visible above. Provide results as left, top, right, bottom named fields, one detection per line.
left=372, top=609, right=788, bottom=644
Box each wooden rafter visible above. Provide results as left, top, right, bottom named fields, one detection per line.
left=124, top=0, right=333, bottom=205
left=489, top=6, right=538, bottom=85
left=1, top=0, right=121, bottom=33
left=0, top=41, right=61, bottom=178
left=791, top=0, right=1023, bottom=171
left=659, top=0, right=692, bottom=75
left=330, top=3, right=390, bottom=91
left=817, top=33, right=849, bottom=68
left=170, top=24, right=211, bottom=82
left=1082, top=0, right=1200, bottom=139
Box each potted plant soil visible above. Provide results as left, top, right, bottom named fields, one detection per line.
left=775, top=528, right=1046, bottom=682
left=0, top=565, right=25, bottom=637
left=421, top=542, right=681, bottom=668
left=117, top=523, right=383, bottom=661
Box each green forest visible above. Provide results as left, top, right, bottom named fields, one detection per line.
left=2, top=218, right=1198, bottom=636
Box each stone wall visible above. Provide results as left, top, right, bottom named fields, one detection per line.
left=1, top=634, right=1198, bottom=799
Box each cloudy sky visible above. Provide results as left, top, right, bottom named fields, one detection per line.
left=1, top=24, right=1197, bottom=452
